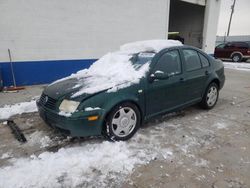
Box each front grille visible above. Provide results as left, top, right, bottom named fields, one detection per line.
left=39, top=93, right=57, bottom=110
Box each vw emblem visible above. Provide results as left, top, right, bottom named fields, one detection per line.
left=44, top=96, right=48, bottom=103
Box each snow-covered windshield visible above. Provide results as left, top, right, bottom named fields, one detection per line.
left=51, top=40, right=183, bottom=97
left=130, top=52, right=156, bottom=68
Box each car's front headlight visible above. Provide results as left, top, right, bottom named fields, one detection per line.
left=59, top=99, right=80, bottom=113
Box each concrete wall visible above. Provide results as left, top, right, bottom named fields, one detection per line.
left=0, top=0, right=169, bottom=62
left=202, top=0, right=222, bottom=54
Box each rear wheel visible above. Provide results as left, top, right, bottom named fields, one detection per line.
left=200, top=82, right=219, bottom=109
left=105, top=102, right=141, bottom=141
left=232, top=53, right=242, bottom=62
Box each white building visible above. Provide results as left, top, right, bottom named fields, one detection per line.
left=0, top=0, right=221, bottom=86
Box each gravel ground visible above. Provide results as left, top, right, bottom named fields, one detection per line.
left=0, top=68, right=249, bottom=188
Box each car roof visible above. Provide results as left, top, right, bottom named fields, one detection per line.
left=226, top=41, right=250, bottom=44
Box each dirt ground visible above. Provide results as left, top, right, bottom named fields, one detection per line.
left=0, top=68, right=250, bottom=188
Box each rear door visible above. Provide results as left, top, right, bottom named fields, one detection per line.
left=181, top=49, right=211, bottom=102
left=223, top=43, right=236, bottom=58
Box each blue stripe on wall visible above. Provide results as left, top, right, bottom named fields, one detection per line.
left=0, top=59, right=97, bottom=87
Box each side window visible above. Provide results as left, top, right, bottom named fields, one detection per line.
left=225, top=43, right=235, bottom=49
left=183, top=49, right=202, bottom=71
left=235, top=42, right=248, bottom=49
left=216, top=44, right=225, bottom=49
left=154, top=50, right=181, bottom=75
left=198, top=53, right=209, bottom=67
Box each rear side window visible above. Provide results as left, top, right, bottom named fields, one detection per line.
left=183, top=49, right=202, bottom=71
left=154, top=50, right=182, bottom=75
left=198, top=53, right=209, bottom=67
left=234, top=42, right=248, bottom=49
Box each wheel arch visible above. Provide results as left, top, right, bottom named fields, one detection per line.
left=230, top=51, right=243, bottom=58
left=210, top=78, right=220, bottom=89
left=202, top=77, right=220, bottom=99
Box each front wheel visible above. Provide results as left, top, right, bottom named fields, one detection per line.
left=200, top=82, right=219, bottom=109
left=105, top=102, right=141, bottom=141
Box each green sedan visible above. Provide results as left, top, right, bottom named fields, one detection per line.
left=37, top=40, right=225, bottom=141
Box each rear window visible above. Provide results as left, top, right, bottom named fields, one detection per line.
left=198, top=53, right=209, bottom=67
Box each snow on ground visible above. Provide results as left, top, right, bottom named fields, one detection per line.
left=0, top=139, right=165, bottom=188
left=0, top=121, right=180, bottom=188
left=223, top=62, right=250, bottom=71
left=0, top=100, right=37, bottom=120
left=50, top=40, right=182, bottom=97
left=0, top=106, right=232, bottom=188
left=1, top=152, right=13, bottom=159
left=27, top=131, right=53, bottom=148
left=213, top=122, right=228, bottom=129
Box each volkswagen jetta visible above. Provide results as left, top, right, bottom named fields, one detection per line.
left=37, top=40, right=225, bottom=141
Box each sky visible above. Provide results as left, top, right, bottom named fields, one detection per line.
left=217, top=0, right=250, bottom=36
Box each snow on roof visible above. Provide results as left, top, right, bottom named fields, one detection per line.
left=120, top=39, right=183, bottom=54
left=52, top=40, right=183, bottom=97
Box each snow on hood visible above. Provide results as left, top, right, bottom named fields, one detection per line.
left=51, top=40, right=183, bottom=98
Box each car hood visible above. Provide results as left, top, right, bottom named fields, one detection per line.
left=44, top=78, right=106, bottom=101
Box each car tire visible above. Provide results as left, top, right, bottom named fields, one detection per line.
left=200, top=82, right=219, bottom=109
left=232, top=53, right=242, bottom=62
left=242, top=58, right=247, bottom=62
left=104, top=102, right=141, bottom=141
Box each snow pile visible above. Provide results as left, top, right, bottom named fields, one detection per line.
left=51, top=40, right=182, bottom=97
left=223, top=62, right=250, bottom=71
left=40, top=136, right=52, bottom=148
left=0, top=141, right=150, bottom=188
left=0, top=100, right=37, bottom=120
left=1, top=152, right=13, bottom=159
left=28, top=131, right=52, bottom=148
left=0, top=122, right=178, bottom=188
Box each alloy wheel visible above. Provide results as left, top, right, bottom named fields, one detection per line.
left=111, top=107, right=137, bottom=137
left=206, top=86, right=218, bottom=107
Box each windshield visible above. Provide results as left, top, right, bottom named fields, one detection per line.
left=130, top=52, right=155, bottom=67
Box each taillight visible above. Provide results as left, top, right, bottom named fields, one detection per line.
left=248, top=50, right=250, bottom=54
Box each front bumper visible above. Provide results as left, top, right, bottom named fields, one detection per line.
left=37, top=101, right=104, bottom=137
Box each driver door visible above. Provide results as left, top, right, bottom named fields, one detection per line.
left=145, top=49, right=186, bottom=117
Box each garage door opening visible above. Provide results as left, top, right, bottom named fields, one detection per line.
left=168, top=0, right=205, bottom=48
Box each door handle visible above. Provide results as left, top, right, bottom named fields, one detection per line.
left=180, top=78, right=186, bottom=83
left=205, top=70, right=209, bottom=75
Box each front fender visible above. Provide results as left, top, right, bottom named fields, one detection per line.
left=101, top=88, right=145, bottom=122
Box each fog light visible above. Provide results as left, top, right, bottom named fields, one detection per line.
left=88, top=116, right=99, bottom=121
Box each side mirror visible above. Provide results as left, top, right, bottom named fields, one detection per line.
left=149, top=71, right=169, bottom=82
